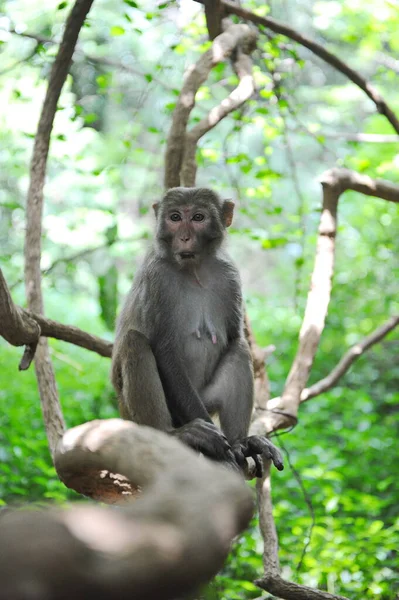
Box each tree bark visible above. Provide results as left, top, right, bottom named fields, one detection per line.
left=23, top=0, right=94, bottom=456
left=0, top=419, right=253, bottom=600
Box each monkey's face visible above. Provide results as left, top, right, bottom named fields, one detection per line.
left=154, top=188, right=235, bottom=268
left=161, top=204, right=218, bottom=266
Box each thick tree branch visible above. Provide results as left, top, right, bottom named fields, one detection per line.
left=251, top=167, right=398, bottom=436
left=23, top=0, right=94, bottom=456
left=0, top=419, right=253, bottom=600
left=0, top=269, right=113, bottom=359
left=194, top=0, right=399, bottom=134
left=301, top=315, right=399, bottom=402
left=321, top=167, right=399, bottom=203
left=164, top=23, right=256, bottom=189
left=278, top=181, right=338, bottom=421
left=0, top=269, right=40, bottom=351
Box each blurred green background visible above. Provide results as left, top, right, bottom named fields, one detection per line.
left=0, top=0, right=398, bottom=598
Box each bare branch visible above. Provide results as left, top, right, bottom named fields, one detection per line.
left=273, top=177, right=339, bottom=429
left=251, top=167, right=398, bottom=434
left=375, top=51, right=399, bottom=74
left=256, top=467, right=280, bottom=579
left=321, top=167, right=399, bottom=203
left=0, top=268, right=40, bottom=352
left=29, top=311, right=113, bottom=357
left=0, top=419, right=253, bottom=600
left=0, top=270, right=113, bottom=359
left=164, top=24, right=256, bottom=189
left=324, top=132, right=399, bottom=143
left=204, top=0, right=224, bottom=40
left=24, top=0, right=94, bottom=456
left=301, top=315, right=399, bottom=402
left=193, top=0, right=399, bottom=134
left=181, top=37, right=257, bottom=186
left=257, top=575, right=349, bottom=600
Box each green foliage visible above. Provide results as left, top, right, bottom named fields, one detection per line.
left=0, top=0, right=398, bottom=598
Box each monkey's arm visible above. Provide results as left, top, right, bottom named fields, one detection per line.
left=153, top=336, right=215, bottom=427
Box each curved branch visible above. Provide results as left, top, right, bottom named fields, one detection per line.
left=0, top=269, right=40, bottom=351
left=193, top=0, right=399, bottom=134
left=181, top=40, right=257, bottom=186
left=0, top=419, right=253, bottom=600
left=251, top=167, right=398, bottom=435
left=164, top=23, right=257, bottom=189
left=321, top=167, right=399, bottom=203
left=301, top=315, right=399, bottom=402
left=257, top=575, right=349, bottom=600
left=23, top=0, right=95, bottom=456
left=0, top=269, right=113, bottom=359
left=30, top=311, right=113, bottom=356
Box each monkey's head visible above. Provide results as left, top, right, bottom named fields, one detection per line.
left=153, top=187, right=234, bottom=267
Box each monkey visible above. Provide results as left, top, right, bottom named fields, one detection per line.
left=111, top=187, right=283, bottom=477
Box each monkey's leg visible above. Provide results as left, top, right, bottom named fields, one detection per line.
left=115, top=329, right=173, bottom=430
left=113, top=330, right=237, bottom=466
left=201, top=339, right=254, bottom=444
left=201, top=340, right=283, bottom=476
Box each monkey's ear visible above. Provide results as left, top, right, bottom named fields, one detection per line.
left=222, top=200, right=235, bottom=227
left=152, top=202, right=160, bottom=217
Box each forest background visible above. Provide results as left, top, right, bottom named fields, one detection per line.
left=0, top=0, right=398, bottom=599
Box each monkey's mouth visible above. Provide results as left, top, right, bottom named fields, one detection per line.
left=179, top=252, right=196, bottom=260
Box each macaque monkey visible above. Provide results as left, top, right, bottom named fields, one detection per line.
left=112, top=187, right=283, bottom=476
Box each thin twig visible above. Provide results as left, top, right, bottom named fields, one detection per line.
left=301, top=315, right=399, bottom=402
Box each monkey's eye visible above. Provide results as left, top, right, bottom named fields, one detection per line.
left=170, top=213, right=182, bottom=222
left=192, top=213, right=205, bottom=222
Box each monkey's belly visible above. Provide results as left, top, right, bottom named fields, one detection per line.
left=181, top=333, right=223, bottom=390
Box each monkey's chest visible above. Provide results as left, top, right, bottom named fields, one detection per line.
left=180, top=288, right=228, bottom=388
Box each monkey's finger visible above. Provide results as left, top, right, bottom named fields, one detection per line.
left=247, top=436, right=284, bottom=471
left=196, top=421, right=231, bottom=450
left=224, top=449, right=242, bottom=473
left=232, top=445, right=247, bottom=469
left=253, top=454, right=263, bottom=478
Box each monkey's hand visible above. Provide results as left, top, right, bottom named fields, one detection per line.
left=171, top=418, right=240, bottom=472
left=232, top=435, right=284, bottom=479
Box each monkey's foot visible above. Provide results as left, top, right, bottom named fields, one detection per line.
left=172, top=418, right=240, bottom=472
left=232, top=436, right=284, bottom=478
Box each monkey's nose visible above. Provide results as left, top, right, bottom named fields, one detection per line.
left=180, top=235, right=191, bottom=242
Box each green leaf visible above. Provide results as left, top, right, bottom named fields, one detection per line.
left=57, top=1, right=68, bottom=9
left=96, top=73, right=112, bottom=89
left=110, top=26, right=125, bottom=36
left=84, top=113, right=98, bottom=124
left=123, top=0, right=138, bottom=7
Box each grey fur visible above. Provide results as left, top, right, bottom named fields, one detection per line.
left=111, top=187, right=254, bottom=459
